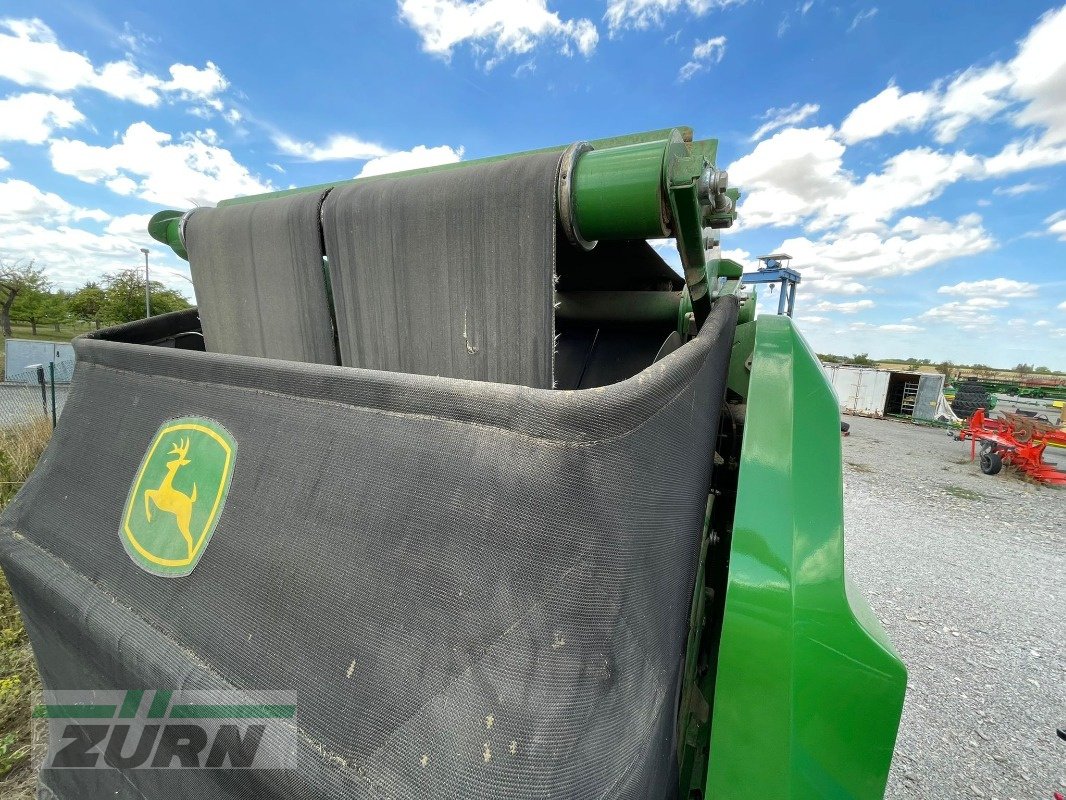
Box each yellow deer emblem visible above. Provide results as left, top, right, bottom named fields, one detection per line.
left=143, top=438, right=198, bottom=559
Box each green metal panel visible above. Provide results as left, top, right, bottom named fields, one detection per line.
left=705, top=314, right=906, bottom=798
left=664, top=131, right=711, bottom=323
left=716, top=258, right=744, bottom=280
left=571, top=140, right=668, bottom=241
left=726, top=320, right=756, bottom=398
left=736, top=290, right=756, bottom=325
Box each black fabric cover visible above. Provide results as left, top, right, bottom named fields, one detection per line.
left=1, top=296, right=737, bottom=799
left=556, top=240, right=683, bottom=293
left=322, top=153, right=560, bottom=389
left=185, top=191, right=338, bottom=365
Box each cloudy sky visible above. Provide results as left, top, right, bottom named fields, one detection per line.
left=1, top=1, right=1064, bottom=369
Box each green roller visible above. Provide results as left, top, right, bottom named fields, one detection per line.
left=569, top=140, right=669, bottom=242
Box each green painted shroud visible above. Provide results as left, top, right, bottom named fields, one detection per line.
left=704, top=314, right=906, bottom=798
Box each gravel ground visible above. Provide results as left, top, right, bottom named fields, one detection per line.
left=841, top=414, right=1066, bottom=799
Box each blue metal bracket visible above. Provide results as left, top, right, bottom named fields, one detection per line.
left=742, top=254, right=801, bottom=317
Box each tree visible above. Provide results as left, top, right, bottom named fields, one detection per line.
left=10, top=286, right=50, bottom=335
left=850, top=352, right=875, bottom=366
left=69, top=282, right=107, bottom=330
left=1034, top=365, right=1053, bottom=374
left=44, top=290, right=70, bottom=332
left=102, top=269, right=191, bottom=323
left=935, top=360, right=961, bottom=384
left=0, top=260, right=50, bottom=336
left=1013, top=363, right=1033, bottom=380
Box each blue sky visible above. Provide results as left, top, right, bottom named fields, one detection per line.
left=1, top=1, right=1064, bottom=369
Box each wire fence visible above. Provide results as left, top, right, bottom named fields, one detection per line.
left=0, top=360, right=74, bottom=428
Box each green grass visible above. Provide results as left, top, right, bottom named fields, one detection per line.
left=0, top=417, right=51, bottom=797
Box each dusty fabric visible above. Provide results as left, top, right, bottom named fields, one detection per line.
left=1, top=296, right=736, bottom=799
left=185, top=191, right=338, bottom=365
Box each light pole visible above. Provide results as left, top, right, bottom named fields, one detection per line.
left=140, top=247, right=151, bottom=318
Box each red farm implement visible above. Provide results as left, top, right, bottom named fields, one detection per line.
left=957, top=408, right=1066, bottom=486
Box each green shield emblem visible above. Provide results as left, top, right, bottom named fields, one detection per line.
left=121, top=417, right=236, bottom=577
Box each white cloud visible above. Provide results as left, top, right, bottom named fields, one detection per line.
left=89, top=60, right=163, bottom=105
left=0, top=179, right=191, bottom=293
left=729, top=126, right=849, bottom=229
left=838, top=85, right=935, bottom=144
left=804, top=278, right=870, bottom=296
left=1048, top=212, right=1066, bottom=242
left=274, top=134, right=389, bottom=162
left=0, top=178, right=108, bottom=223
left=877, top=323, right=922, bottom=333
left=1058, top=300, right=1066, bottom=311
left=934, top=64, right=1012, bottom=143
left=49, top=122, right=272, bottom=207
left=1010, top=5, right=1066, bottom=145
left=397, top=0, right=598, bottom=67
left=809, top=298, right=875, bottom=314
left=0, top=156, right=9, bottom=171
left=0, top=18, right=229, bottom=110
left=163, top=62, right=227, bottom=99
left=678, top=35, right=726, bottom=80
left=730, top=123, right=983, bottom=233
left=357, top=144, right=464, bottom=177
left=751, top=102, right=819, bottom=141
left=0, top=18, right=96, bottom=93
left=993, top=181, right=1044, bottom=196
left=0, top=92, right=84, bottom=144
left=847, top=7, right=877, bottom=32
left=983, top=137, right=1066, bottom=176
left=0, top=217, right=190, bottom=293
left=772, top=214, right=994, bottom=282
left=105, top=176, right=138, bottom=196
left=937, top=277, right=1038, bottom=298
left=817, top=147, right=982, bottom=232
left=921, top=297, right=1009, bottom=327
left=604, top=0, right=746, bottom=31
left=834, top=5, right=1066, bottom=163
left=104, top=213, right=153, bottom=238
left=273, top=134, right=463, bottom=176
left=720, top=246, right=751, bottom=265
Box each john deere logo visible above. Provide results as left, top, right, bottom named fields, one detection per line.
left=121, top=417, right=236, bottom=577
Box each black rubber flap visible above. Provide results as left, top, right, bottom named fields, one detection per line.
left=185, top=191, right=338, bottom=365
left=322, top=152, right=560, bottom=389
left=1, top=297, right=737, bottom=799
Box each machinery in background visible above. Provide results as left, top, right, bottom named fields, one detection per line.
left=741, top=253, right=801, bottom=317
left=957, top=408, right=1066, bottom=485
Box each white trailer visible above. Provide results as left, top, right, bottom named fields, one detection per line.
left=823, top=364, right=958, bottom=423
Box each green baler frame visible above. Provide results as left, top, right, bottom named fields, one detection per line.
left=149, top=126, right=905, bottom=798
